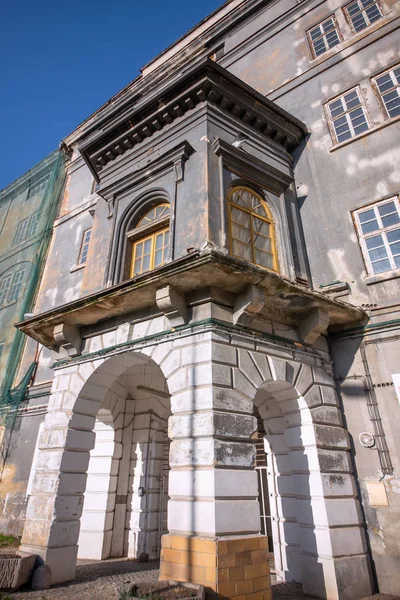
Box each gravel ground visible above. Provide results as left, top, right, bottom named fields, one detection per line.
left=8, top=559, right=317, bottom=600
left=7, top=559, right=396, bottom=600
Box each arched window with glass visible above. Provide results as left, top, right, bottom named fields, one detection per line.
left=127, top=204, right=170, bottom=277
left=228, top=186, right=278, bottom=272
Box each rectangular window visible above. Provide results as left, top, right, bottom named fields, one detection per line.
left=78, top=228, right=92, bottom=265
left=14, top=218, right=29, bottom=245
left=8, top=269, right=26, bottom=303
left=344, top=0, right=382, bottom=32
left=0, top=274, right=12, bottom=305
left=26, top=211, right=40, bottom=238
left=373, top=65, right=400, bottom=119
left=307, top=17, right=341, bottom=58
left=354, top=197, right=400, bottom=274
left=326, top=87, right=370, bottom=144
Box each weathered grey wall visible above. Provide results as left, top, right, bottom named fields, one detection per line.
left=4, top=0, right=400, bottom=594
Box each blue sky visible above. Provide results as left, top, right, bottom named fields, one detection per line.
left=0, top=0, right=224, bottom=190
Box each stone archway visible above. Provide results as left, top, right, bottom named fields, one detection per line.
left=235, top=349, right=372, bottom=600
left=20, top=349, right=172, bottom=583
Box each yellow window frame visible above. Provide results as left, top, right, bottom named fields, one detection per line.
left=130, top=227, right=169, bottom=278
left=227, top=186, right=278, bottom=272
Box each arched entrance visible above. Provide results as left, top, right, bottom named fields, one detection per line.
left=254, top=381, right=318, bottom=587
left=20, top=349, right=171, bottom=582
left=77, top=357, right=171, bottom=561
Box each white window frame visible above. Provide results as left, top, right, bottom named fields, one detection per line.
left=354, top=197, right=400, bottom=275
left=343, top=0, right=382, bottom=32
left=0, top=274, right=12, bottom=306
left=14, top=218, right=29, bottom=245
left=8, top=268, right=26, bottom=303
left=325, top=86, right=370, bottom=144
left=372, top=64, right=400, bottom=120
left=307, top=16, right=341, bottom=59
left=78, top=228, right=92, bottom=266
left=26, top=211, right=40, bottom=238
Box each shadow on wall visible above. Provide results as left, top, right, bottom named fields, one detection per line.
left=254, top=380, right=325, bottom=599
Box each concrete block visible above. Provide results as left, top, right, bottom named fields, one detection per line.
left=169, top=469, right=258, bottom=498
left=232, top=368, right=257, bottom=399
left=78, top=531, right=106, bottom=559
left=319, top=385, right=340, bottom=406
left=248, top=351, right=272, bottom=382
left=80, top=511, right=107, bottom=531
left=330, top=526, right=367, bottom=556
left=49, top=521, right=80, bottom=548
left=54, top=495, right=84, bottom=521
left=325, top=498, right=363, bottom=527
left=83, top=492, right=116, bottom=512
left=334, top=555, right=373, bottom=600
left=296, top=365, right=313, bottom=396
left=69, top=413, right=96, bottom=431
left=314, top=425, right=350, bottom=450
left=317, top=449, right=352, bottom=473
left=239, top=350, right=264, bottom=388
left=42, top=545, right=78, bottom=584
left=213, top=387, right=253, bottom=414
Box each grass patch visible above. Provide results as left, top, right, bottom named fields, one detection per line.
left=0, top=533, right=20, bottom=548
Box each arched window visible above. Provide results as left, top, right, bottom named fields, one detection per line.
left=127, top=204, right=170, bottom=277
left=228, top=186, right=278, bottom=272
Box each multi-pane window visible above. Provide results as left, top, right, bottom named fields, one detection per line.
left=26, top=211, right=40, bottom=238
left=130, top=204, right=170, bottom=277
left=78, top=229, right=92, bottom=266
left=14, top=212, right=42, bottom=245
left=307, top=17, right=341, bottom=58
left=29, top=179, right=47, bottom=199
left=228, top=187, right=278, bottom=272
left=373, top=65, right=400, bottom=119
left=14, top=218, right=29, bottom=245
left=354, top=198, right=400, bottom=274
left=0, top=274, right=12, bottom=305
left=8, top=269, right=26, bottom=303
left=344, top=0, right=382, bottom=32
left=326, top=88, right=369, bottom=143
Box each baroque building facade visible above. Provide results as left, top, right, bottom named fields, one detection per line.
left=1, top=0, right=400, bottom=599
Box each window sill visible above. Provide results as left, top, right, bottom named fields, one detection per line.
left=329, top=113, right=400, bottom=152
left=0, top=299, right=17, bottom=310
left=365, top=269, right=400, bottom=285
left=70, top=263, right=86, bottom=273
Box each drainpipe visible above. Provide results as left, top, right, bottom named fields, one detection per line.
left=332, top=333, right=399, bottom=475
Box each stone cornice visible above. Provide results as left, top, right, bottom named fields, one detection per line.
left=212, top=138, right=293, bottom=195
left=16, top=249, right=365, bottom=350
left=79, top=60, right=307, bottom=182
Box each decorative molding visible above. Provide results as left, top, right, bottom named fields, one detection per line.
left=233, top=285, right=265, bottom=326
left=319, top=281, right=350, bottom=299
left=79, top=60, right=306, bottom=181
left=156, top=285, right=187, bottom=327
left=298, top=307, right=329, bottom=345
left=53, top=323, right=82, bottom=357
left=212, top=137, right=293, bottom=195
left=98, top=141, right=195, bottom=203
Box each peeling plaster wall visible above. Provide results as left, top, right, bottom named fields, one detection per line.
left=5, top=0, right=400, bottom=593
left=224, top=0, right=400, bottom=305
